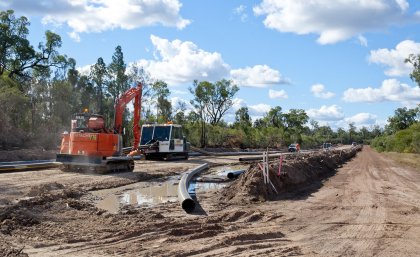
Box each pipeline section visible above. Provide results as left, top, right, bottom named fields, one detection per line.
left=178, top=163, right=209, bottom=213
left=227, top=169, right=246, bottom=179
left=190, top=146, right=285, bottom=156
left=238, top=149, right=320, bottom=162
left=0, top=160, right=60, bottom=172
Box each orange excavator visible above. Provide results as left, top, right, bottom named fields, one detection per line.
left=56, top=83, right=143, bottom=173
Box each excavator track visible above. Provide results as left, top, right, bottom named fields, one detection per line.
left=57, top=154, right=135, bottom=174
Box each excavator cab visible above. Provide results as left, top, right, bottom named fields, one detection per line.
left=71, top=113, right=106, bottom=133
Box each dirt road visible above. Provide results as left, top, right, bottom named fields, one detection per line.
left=1, top=146, right=419, bottom=256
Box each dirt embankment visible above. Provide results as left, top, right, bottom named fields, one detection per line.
left=0, top=148, right=56, bottom=162
left=222, top=146, right=362, bottom=203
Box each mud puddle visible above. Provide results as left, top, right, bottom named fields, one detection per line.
left=92, top=165, right=248, bottom=213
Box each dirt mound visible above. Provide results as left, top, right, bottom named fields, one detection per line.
left=1, top=183, right=86, bottom=235
left=220, top=146, right=362, bottom=203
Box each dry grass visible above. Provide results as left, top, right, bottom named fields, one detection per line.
left=382, top=152, right=420, bottom=171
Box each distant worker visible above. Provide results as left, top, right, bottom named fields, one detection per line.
left=296, top=143, right=300, bottom=152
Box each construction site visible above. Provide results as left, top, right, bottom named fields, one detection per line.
left=1, top=143, right=420, bottom=256
left=1, top=3, right=420, bottom=257
left=0, top=77, right=419, bottom=257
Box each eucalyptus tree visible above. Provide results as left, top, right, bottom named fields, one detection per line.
left=108, top=45, right=128, bottom=100
left=234, top=107, right=252, bottom=128
left=90, top=57, right=108, bottom=114
left=189, top=79, right=239, bottom=147
left=0, top=10, right=66, bottom=83
left=405, top=54, right=420, bottom=87
left=152, top=80, right=172, bottom=122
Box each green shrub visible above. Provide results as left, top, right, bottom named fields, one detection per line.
left=372, top=123, right=419, bottom=153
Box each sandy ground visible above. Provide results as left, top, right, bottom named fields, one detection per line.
left=0, top=146, right=419, bottom=256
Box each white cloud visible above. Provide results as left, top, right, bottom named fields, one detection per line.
left=253, top=0, right=418, bottom=44
left=171, top=89, right=188, bottom=95
left=227, top=98, right=271, bottom=122
left=137, top=35, right=230, bottom=85
left=234, top=5, right=248, bottom=22
left=343, top=79, right=420, bottom=106
left=269, top=89, right=288, bottom=99
left=230, top=65, right=289, bottom=87
left=3, top=0, right=190, bottom=40
left=77, top=64, right=91, bottom=76
left=369, top=40, right=420, bottom=76
left=249, top=103, right=272, bottom=115
left=358, top=35, right=368, bottom=47
left=311, top=84, right=335, bottom=99
left=171, top=96, right=193, bottom=112
left=344, top=113, right=377, bottom=126
left=307, top=105, right=345, bottom=121
left=136, top=36, right=288, bottom=87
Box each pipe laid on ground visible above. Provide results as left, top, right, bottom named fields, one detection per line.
left=0, top=160, right=60, bottom=172
left=178, top=163, right=209, bottom=213
left=189, top=146, right=285, bottom=157
left=227, top=169, right=246, bottom=179
left=238, top=150, right=319, bottom=162
left=239, top=153, right=287, bottom=162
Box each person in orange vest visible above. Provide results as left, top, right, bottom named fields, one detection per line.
left=296, top=143, right=300, bottom=152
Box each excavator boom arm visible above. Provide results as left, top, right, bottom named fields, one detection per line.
left=114, top=83, right=143, bottom=150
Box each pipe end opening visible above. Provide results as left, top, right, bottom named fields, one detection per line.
left=182, top=199, right=195, bottom=213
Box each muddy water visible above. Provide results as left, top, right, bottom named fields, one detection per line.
left=93, top=164, right=249, bottom=213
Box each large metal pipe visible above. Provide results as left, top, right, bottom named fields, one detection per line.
left=178, top=163, right=209, bottom=213
left=0, top=160, right=60, bottom=172
left=189, top=146, right=285, bottom=156
left=227, top=169, right=246, bottom=179
left=238, top=153, right=286, bottom=162
left=238, top=150, right=320, bottom=162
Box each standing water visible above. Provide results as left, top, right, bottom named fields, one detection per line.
left=93, top=165, right=248, bottom=213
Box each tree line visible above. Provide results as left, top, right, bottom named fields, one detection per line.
left=0, top=9, right=419, bottom=152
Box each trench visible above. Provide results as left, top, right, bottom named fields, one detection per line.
left=92, top=164, right=249, bottom=213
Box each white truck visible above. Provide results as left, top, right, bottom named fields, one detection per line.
left=139, top=123, right=189, bottom=160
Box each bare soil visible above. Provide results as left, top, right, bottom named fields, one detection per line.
left=0, top=146, right=419, bottom=256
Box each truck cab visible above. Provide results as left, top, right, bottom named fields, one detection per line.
left=139, top=123, right=189, bottom=159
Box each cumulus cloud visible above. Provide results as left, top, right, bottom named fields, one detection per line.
left=171, top=96, right=193, bottom=112
left=268, top=89, right=288, bottom=99
left=307, top=105, right=345, bottom=121
left=311, top=84, right=335, bottom=99
left=253, top=0, right=418, bottom=44
left=343, top=79, right=420, bottom=106
left=77, top=64, right=92, bottom=76
left=136, top=35, right=230, bottom=85
left=2, top=0, right=190, bottom=41
left=344, top=113, right=378, bottom=126
left=369, top=40, right=420, bottom=76
left=230, top=65, right=290, bottom=87
left=229, top=98, right=272, bottom=121
left=248, top=103, right=272, bottom=115
left=135, top=36, right=288, bottom=87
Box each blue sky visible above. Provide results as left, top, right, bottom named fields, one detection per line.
left=2, top=0, right=420, bottom=129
